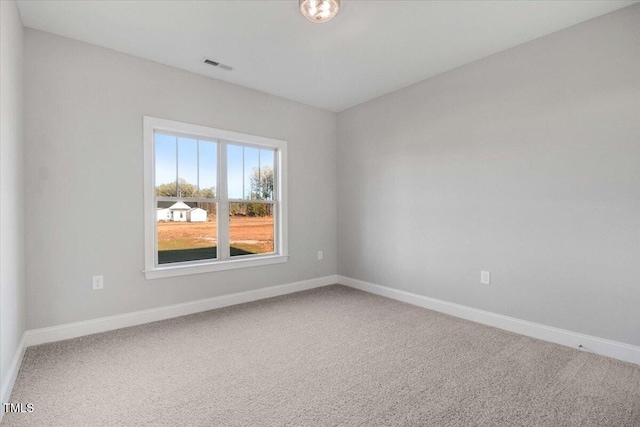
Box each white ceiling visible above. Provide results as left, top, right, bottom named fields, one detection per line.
left=17, top=0, right=637, bottom=112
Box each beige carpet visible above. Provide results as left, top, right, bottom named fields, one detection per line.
left=4, top=285, right=640, bottom=426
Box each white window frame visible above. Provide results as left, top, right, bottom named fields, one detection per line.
left=143, top=116, right=288, bottom=279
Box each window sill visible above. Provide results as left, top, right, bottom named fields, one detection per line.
left=143, top=255, right=288, bottom=280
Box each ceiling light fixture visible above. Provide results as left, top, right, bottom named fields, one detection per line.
left=299, top=0, right=340, bottom=23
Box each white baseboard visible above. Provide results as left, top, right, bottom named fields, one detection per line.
left=25, top=275, right=338, bottom=347
left=1, top=333, right=27, bottom=422
left=338, top=275, right=640, bottom=365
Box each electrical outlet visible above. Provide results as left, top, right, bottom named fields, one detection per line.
left=92, top=275, right=104, bottom=290
left=317, top=251, right=323, bottom=260
left=480, top=271, right=491, bottom=285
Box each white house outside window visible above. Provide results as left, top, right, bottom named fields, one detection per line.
left=143, top=117, right=288, bottom=279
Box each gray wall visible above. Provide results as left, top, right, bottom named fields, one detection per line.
left=19, top=5, right=640, bottom=347
left=24, top=29, right=337, bottom=330
left=337, top=5, right=640, bottom=346
left=1, top=0, right=26, bottom=393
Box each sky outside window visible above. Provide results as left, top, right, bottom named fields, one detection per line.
left=155, top=133, right=177, bottom=196
left=177, top=137, right=197, bottom=195
left=155, top=133, right=218, bottom=197
left=227, top=144, right=276, bottom=200
left=228, top=144, right=244, bottom=199
left=156, top=135, right=275, bottom=200
left=243, top=147, right=259, bottom=198
left=199, top=140, right=217, bottom=197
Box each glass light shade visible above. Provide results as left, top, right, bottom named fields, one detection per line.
left=299, top=0, right=340, bottom=23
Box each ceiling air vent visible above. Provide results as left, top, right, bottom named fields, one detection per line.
left=202, top=57, right=233, bottom=71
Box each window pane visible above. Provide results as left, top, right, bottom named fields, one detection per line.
left=227, top=145, right=276, bottom=201
left=227, top=144, right=244, bottom=199
left=199, top=140, right=217, bottom=198
left=157, top=201, right=217, bottom=264
left=155, top=133, right=177, bottom=197
left=177, top=137, right=198, bottom=197
left=243, top=147, right=260, bottom=199
left=229, top=202, right=274, bottom=257
left=258, top=149, right=275, bottom=201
